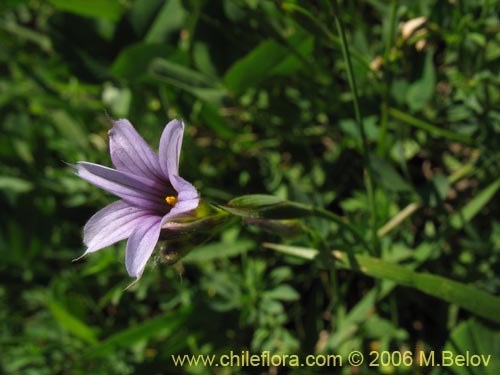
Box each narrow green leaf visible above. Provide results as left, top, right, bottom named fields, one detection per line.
left=48, top=300, right=99, bottom=344
left=450, top=179, right=500, bottom=230
left=266, top=244, right=500, bottom=324
left=150, top=58, right=226, bottom=103
left=0, top=176, right=33, bottom=193
left=332, top=251, right=500, bottom=324
left=150, top=58, right=218, bottom=88
left=228, top=194, right=285, bottom=207
left=389, top=107, right=473, bottom=144
left=264, top=285, right=300, bottom=301
left=220, top=195, right=311, bottom=219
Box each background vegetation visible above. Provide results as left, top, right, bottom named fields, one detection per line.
left=1, top=0, right=500, bottom=374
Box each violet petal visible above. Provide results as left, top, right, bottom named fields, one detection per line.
left=83, top=200, right=150, bottom=254
left=74, top=162, right=167, bottom=211
left=125, top=215, right=162, bottom=278
left=124, top=198, right=199, bottom=278
left=158, top=119, right=184, bottom=179
left=166, top=197, right=200, bottom=219
left=109, top=119, right=163, bottom=182
left=170, top=174, right=199, bottom=201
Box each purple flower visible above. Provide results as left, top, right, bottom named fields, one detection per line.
left=74, top=119, right=199, bottom=279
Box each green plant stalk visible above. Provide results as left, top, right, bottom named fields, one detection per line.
left=327, top=0, right=378, bottom=252
left=383, top=0, right=399, bottom=64
left=377, top=0, right=399, bottom=156
left=378, top=102, right=390, bottom=156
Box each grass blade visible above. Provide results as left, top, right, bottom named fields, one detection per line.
left=333, top=250, right=500, bottom=324
left=265, top=243, right=500, bottom=324
left=450, top=178, right=500, bottom=230
left=389, top=107, right=473, bottom=144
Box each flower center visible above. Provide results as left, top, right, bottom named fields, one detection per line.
left=165, top=195, right=178, bottom=206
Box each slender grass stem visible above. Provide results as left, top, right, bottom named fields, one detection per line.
left=326, top=0, right=379, bottom=253
left=377, top=0, right=399, bottom=156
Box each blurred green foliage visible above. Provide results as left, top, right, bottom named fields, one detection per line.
left=1, top=0, right=500, bottom=374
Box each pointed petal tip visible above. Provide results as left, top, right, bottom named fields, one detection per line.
left=167, top=118, right=185, bottom=131
left=72, top=251, right=89, bottom=262
left=64, top=161, right=78, bottom=171
left=107, top=117, right=126, bottom=135
left=124, top=277, right=141, bottom=291
left=104, top=110, right=114, bottom=123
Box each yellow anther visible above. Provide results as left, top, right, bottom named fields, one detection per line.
left=165, top=195, right=178, bottom=206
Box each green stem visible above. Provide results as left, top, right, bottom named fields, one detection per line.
left=383, top=0, right=399, bottom=63
left=377, top=0, right=399, bottom=156
left=326, top=0, right=378, bottom=252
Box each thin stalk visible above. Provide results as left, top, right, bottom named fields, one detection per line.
left=377, top=202, right=420, bottom=238
left=377, top=0, right=399, bottom=156
left=325, top=0, right=378, bottom=252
